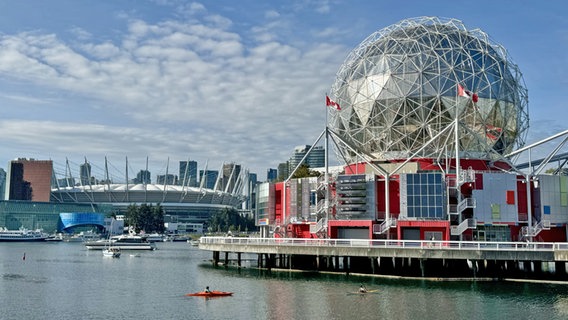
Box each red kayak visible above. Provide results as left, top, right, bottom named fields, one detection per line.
left=185, top=290, right=233, bottom=297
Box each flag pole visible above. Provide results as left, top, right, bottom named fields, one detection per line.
left=324, top=95, right=330, bottom=237
left=326, top=96, right=330, bottom=236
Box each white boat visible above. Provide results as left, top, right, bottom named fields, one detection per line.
left=102, top=220, right=121, bottom=257
left=45, top=233, right=64, bottom=242
left=102, top=247, right=121, bottom=258
left=85, top=235, right=156, bottom=250
left=144, top=233, right=165, bottom=243
left=64, top=230, right=101, bottom=242
left=188, top=239, right=200, bottom=246
left=0, top=227, right=48, bottom=242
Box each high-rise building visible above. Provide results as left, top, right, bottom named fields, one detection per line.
left=307, top=146, right=325, bottom=169
left=267, top=168, right=277, bottom=182
left=288, top=145, right=325, bottom=172
left=246, top=172, right=258, bottom=211
left=0, top=168, right=6, bottom=199
left=133, top=170, right=151, bottom=184
left=199, top=170, right=218, bottom=190
left=5, top=159, right=53, bottom=202
left=179, top=160, right=198, bottom=187
left=156, top=174, right=177, bottom=185
left=56, top=177, right=75, bottom=188
left=221, top=163, right=241, bottom=193
left=277, top=162, right=289, bottom=181
left=79, top=162, right=93, bottom=186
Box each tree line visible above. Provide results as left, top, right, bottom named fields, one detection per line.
left=124, top=204, right=165, bottom=233
left=208, top=208, right=257, bottom=233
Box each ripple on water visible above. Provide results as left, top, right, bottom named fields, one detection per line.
left=2, top=273, right=48, bottom=283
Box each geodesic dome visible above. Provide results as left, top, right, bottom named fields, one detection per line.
left=329, top=16, right=529, bottom=164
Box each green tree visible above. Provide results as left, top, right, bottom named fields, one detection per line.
left=207, top=208, right=258, bottom=234
left=292, top=163, right=321, bottom=179
left=124, top=203, right=165, bottom=233
left=125, top=204, right=139, bottom=230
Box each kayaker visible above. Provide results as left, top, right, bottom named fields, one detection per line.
left=205, top=286, right=211, bottom=293
left=359, top=284, right=367, bottom=293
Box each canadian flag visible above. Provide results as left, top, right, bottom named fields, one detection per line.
left=326, top=95, right=341, bottom=110
left=457, top=84, right=478, bottom=103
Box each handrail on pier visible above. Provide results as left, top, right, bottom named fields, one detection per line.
left=200, top=236, right=568, bottom=252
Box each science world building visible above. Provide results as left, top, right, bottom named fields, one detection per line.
left=257, top=17, right=568, bottom=244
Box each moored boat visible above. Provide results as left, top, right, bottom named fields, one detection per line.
left=0, top=227, right=48, bottom=242
left=144, top=233, right=165, bottom=243
left=85, top=234, right=156, bottom=250
left=64, top=230, right=101, bottom=242
left=102, top=247, right=121, bottom=258
left=45, top=233, right=64, bottom=242
left=188, top=239, right=200, bottom=246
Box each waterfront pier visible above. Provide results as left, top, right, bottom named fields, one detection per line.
left=200, top=237, right=568, bottom=280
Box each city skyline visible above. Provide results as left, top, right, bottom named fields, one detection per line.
left=0, top=1, right=567, bottom=176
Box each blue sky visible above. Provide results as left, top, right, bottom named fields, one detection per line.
left=0, top=0, right=567, bottom=181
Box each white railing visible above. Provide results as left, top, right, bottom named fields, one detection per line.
left=373, top=218, right=397, bottom=234
left=458, top=167, right=476, bottom=185
left=520, top=220, right=551, bottom=240
left=457, top=197, right=476, bottom=212
left=310, top=218, right=327, bottom=234
left=315, top=199, right=326, bottom=216
left=450, top=218, right=477, bottom=236
left=200, top=236, right=568, bottom=251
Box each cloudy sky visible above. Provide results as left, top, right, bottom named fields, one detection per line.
left=0, top=0, right=567, bottom=182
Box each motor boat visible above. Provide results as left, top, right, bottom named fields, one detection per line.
left=102, top=247, right=121, bottom=258
left=0, top=227, right=47, bottom=242
left=85, top=234, right=156, bottom=250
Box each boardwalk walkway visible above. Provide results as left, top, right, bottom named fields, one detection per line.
left=199, top=237, right=568, bottom=262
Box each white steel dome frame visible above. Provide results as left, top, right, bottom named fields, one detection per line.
left=329, top=16, right=529, bottom=164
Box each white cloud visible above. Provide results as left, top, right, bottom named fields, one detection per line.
left=265, top=10, right=280, bottom=19
left=0, top=6, right=347, bottom=176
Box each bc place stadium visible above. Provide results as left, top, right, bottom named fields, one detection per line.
left=0, top=157, right=249, bottom=234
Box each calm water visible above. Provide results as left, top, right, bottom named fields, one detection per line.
left=2, top=241, right=568, bottom=320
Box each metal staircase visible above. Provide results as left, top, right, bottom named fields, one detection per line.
left=448, top=197, right=477, bottom=215
left=373, top=218, right=397, bottom=234
left=450, top=218, right=477, bottom=236
left=447, top=168, right=477, bottom=215
left=310, top=218, right=327, bottom=234
left=519, top=220, right=551, bottom=241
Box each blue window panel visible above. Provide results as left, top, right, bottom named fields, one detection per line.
left=543, top=205, right=551, bottom=215
left=435, top=184, right=443, bottom=193
left=435, top=195, right=442, bottom=206
left=414, top=206, right=422, bottom=218
left=428, top=174, right=434, bottom=184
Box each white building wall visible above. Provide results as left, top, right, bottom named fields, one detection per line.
left=472, top=172, right=518, bottom=224
left=535, top=175, right=568, bottom=224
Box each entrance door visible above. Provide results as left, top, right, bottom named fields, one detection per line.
left=402, top=228, right=420, bottom=240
